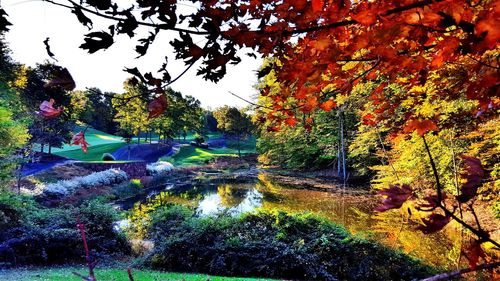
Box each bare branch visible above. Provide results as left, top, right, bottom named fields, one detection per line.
left=419, top=261, right=500, bottom=281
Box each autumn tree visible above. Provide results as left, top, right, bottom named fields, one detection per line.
left=213, top=106, right=253, bottom=158
left=4, top=0, right=498, bottom=273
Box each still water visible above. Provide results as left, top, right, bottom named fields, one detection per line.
left=129, top=173, right=467, bottom=270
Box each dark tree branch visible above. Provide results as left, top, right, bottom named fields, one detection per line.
left=422, top=135, right=500, bottom=249
left=43, top=0, right=211, bottom=35
left=419, top=261, right=500, bottom=281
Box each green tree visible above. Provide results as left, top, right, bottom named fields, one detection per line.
left=112, top=80, right=149, bottom=144
left=79, top=88, right=118, bottom=134
left=213, top=106, right=253, bottom=158
left=18, top=63, right=75, bottom=154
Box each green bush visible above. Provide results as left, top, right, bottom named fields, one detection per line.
left=0, top=198, right=129, bottom=265
left=101, top=153, right=116, bottom=161
left=0, top=192, right=35, bottom=230
left=142, top=205, right=435, bottom=281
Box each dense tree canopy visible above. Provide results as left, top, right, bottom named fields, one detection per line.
left=0, top=0, right=498, bottom=273
left=20, top=0, right=497, bottom=129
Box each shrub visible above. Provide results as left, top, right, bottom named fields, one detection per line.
left=37, top=168, right=128, bottom=197
left=0, top=192, right=35, bottom=231
left=146, top=161, right=174, bottom=175
left=141, top=206, right=435, bottom=281
left=101, top=153, right=116, bottom=161
left=0, top=199, right=130, bottom=266
left=130, top=178, right=142, bottom=188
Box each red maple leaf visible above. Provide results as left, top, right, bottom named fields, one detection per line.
left=311, top=0, right=324, bottom=13
left=375, top=184, right=412, bottom=212
left=44, top=68, right=76, bottom=91
left=416, top=213, right=451, bottom=234
left=38, top=99, right=64, bottom=118
left=319, top=99, right=336, bottom=112
left=361, top=113, right=377, bottom=126
left=456, top=155, right=485, bottom=203
left=461, top=239, right=486, bottom=270
left=72, top=131, right=90, bottom=153
left=351, top=9, right=377, bottom=26
left=284, top=117, right=298, bottom=126
left=403, top=119, right=438, bottom=136
left=148, top=94, right=168, bottom=119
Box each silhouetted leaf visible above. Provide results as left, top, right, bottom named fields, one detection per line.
left=85, top=0, right=112, bottom=11
left=117, top=10, right=138, bottom=37
left=72, top=6, right=92, bottom=29
left=124, top=67, right=146, bottom=83
left=80, top=31, right=114, bottom=53
left=43, top=37, right=58, bottom=62
left=44, top=68, right=76, bottom=91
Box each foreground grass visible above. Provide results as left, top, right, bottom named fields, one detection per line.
left=0, top=268, right=277, bottom=281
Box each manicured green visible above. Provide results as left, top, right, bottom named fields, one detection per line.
left=161, top=145, right=238, bottom=167
left=0, top=267, right=277, bottom=281
left=53, top=142, right=127, bottom=161
left=160, top=137, right=256, bottom=167
left=50, top=127, right=125, bottom=153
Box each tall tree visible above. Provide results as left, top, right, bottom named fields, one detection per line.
left=19, top=63, right=75, bottom=153
left=78, top=88, right=119, bottom=134
left=213, top=106, right=253, bottom=158
left=112, top=79, right=149, bottom=144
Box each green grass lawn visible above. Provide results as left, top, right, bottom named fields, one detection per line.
left=161, top=145, right=238, bottom=167
left=0, top=267, right=277, bottom=281
left=160, top=137, right=256, bottom=167
left=53, top=142, right=127, bottom=161
left=50, top=127, right=125, bottom=153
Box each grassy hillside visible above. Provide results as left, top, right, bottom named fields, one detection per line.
left=0, top=267, right=277, bottom=281
left=49, top=126, right=126, bottom=161
left=161, top=137, right=256, bottom=167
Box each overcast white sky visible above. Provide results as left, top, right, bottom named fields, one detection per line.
left=2, top=0, right=262, bottom=109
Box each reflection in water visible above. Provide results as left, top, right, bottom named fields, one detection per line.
left=130, top=173, right=471, bottom=270
left=197, top=187, right=263, bottom=216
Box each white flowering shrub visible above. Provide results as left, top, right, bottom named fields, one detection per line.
left=146, top=161, right=174, bottom=175
left=39, top=168, right=128, bottom=197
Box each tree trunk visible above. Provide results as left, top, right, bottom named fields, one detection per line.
left=337, top=114, right=341, bottom=178
left=48, top=145, right=52, bottom=155
left=149, top=131, right=152, bottom=144
left=137, top=129, right=141, bottom=145
left=40, top=143, right=44, bottom=154
left=340, top=112, right=347, bottom=185
left=237, top=133, right=241, bottom=158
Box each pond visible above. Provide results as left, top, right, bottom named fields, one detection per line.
left=125, top=173, right=466, bottom=270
